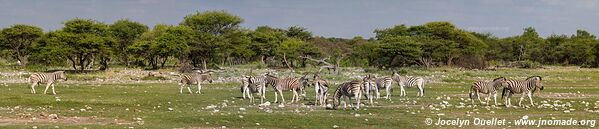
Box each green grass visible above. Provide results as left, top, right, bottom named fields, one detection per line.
left=1, top=66, right=599, bottom=128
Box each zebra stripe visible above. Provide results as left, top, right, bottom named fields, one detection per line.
left=241, top=76, right=266, bottom=103
left=469, top=77, right=507, bottom=106
left=29, top=71, right=67, bottom=94
left=501, top=76, right=544, bottom=107
left=373, top=76, right=393, bottom=100
left=333, top=80, right=363, bottom=110
left=313, top=74, right=329, bottom=107
left=362, top=75, right=377, bottom=105
left=392, top=72, right=425, bottom=97
left=178, top=72, right=213, bottom=94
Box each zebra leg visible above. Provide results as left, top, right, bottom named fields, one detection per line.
left=493, top=93, right=498, bottom=106
left=518, top=94, right=525, bottom=107
left=375, top=87, right=380, bottom=100
left=186, top=86, right=193, bottom=94
left=196, top=83, right=202, bottom=94
left=343, top=96, right=348, bottom=109
left=399, top=85, right=405, bottom=97
left=527, top=92, right=534, bottom=106
left=43, top=83, right=51, bottom=94
left=386, top=86, right=391, bottom=100
left=51, top=84, right=56, bottom=95
left=292, top=90, right=298, bottom=103
left=356, top=93, right=361, bottom=110
left=31, top=83, right=37, bottom=94
left=274, top=91, right=279, bottom=103
left=179, top=84, right=184, bottom=94
left=485, top=94, right=491, bottom=106
left=279, top=90, right=285, bottom=104
left=477, top=92, right=483, bottom=104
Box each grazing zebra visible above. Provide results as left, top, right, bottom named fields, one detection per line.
left=29, top=71, right=68, bottom=95
left=362, top=75, right=376, bottom=105
left=469, top=77, right=508, bottom=106
left=241, top=76, right=266, bottom=103
left=373, top=75, right=393, bottom=100
left=501, top=76, right=544, bottom=107
left=247, top=75, right=268, bottom=100
left=178, top=72, right=213, bottom=94
left=332, top=80, right=363, bottom=110
left=313, top=73, right=330, bottom=106
left=392, top=72, right=425, bottom=97
left=265, top=73, right=307, bottom=103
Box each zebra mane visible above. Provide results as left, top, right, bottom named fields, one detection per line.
left=526, top=76, right=542, bottom=81
left=492, top=77, right=505, bottom=82
left=265, top=73, right=278, bottom=79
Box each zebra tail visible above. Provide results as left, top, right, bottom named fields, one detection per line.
left=501, top=88, right=507, bottom=99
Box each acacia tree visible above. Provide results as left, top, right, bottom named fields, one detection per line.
left=181, top=10, right=243, bottom=70
left=129, top=25, right=193, bottom=69
left=0, top=24, right=43, bottom=66
left=249, top=26, right=286, bottom=64
left=39, top=18, right=113, bottom=72
left=109, top=19, right=148, bottom=66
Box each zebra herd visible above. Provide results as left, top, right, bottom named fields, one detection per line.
left=239, top=72, right=426, bottom=110
left=25, top=70, right=544, bottom=109
left=469, top=76, right=544, bottom=107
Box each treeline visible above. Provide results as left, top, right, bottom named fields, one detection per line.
left=1, top=10, right=599, bottom=72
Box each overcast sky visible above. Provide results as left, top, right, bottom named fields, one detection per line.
left=1, top=0, right=598, bottom=38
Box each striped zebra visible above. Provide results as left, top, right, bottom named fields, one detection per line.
left=501, top=76, right=544, bottom=107
left=29, top=71, right=68, bottom=94
left=373, top=75, right=393, bottom=100
left=362, top=75, right=376, bottom=105
left=245, top=74, right=268, bottom=100
left=178, top=72, right=213, bottom=94
left=332, top=80, right=363, bottom=110
left=392, top=72, right=425, bottom=97
left=313, top=73, right=330, bottom=107
left=265, top=73, right=308, bottom=103
left=469, top=77, right=507, bottom=106
left=240, top=76, right=266, bottom=103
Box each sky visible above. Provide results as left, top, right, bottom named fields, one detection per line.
left=1, top=0, right=598, bottom=38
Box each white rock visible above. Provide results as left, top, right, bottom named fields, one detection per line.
left=522, top=115, right=529, bottom=119
left=168, top=108, right=174, bottom=111
left=333, top=125, right=339, bottom=128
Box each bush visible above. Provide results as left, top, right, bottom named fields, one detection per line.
left=513, top=60, right=542, bottom=69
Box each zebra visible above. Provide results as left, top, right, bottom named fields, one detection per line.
left=362, top=75, right=377, bottom=105
left=29, top=71, right=68, bottom=95
left=240, top=76, right=266, bottom=103
left=178, top=72, right=213, bottom=94
left=332, top=80, right=363, bottom=110
left=265, top=73, right=307, bottom=103
left=501, top=76, right=544, bottom=107
left=391, top=72, right=425, bottom=97
left=372, top=75, right=393, bottom=100
left=246, top=74, right=268, bottom=100
left=469, top=77, right=508, bottom=106
left=313, top=73, right=330, bottom=107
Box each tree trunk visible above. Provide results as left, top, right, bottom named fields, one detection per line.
left=261, top=55, right=266, bottom=64
left=283, top=53, right=294, bottom=72
left=161, top=56, right=168, bottom=68
left=14, top=50, right=27, bottom=66
left=202, top=59, right=207, bottom=70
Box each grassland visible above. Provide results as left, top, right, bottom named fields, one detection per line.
left=1, top=66, right=599, bottom=128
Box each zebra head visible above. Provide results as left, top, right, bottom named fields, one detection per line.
left=362, top=75, right=375, bottom=88
left=203, top=72, right=214, bottom=83
left=527, top=76, right=543, bottom=90
left=55, top=71, right=67, bottom=81
left=492, top=77, right=507, bottom=88
left=300, top=74, right=310, bottom=87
